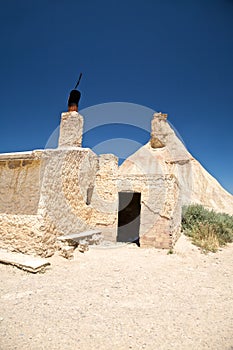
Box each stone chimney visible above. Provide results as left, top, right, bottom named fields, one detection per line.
left=58, top=85, right=83, bottom=148
left=68, top=90, right=81, bottom=112
left=58, top=111, right=83, bottom=148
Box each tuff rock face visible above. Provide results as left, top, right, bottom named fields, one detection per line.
left=121, top=112, right=233, bottom=215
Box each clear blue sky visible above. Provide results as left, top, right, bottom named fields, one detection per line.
left=0, top=0, right=233, bottom=194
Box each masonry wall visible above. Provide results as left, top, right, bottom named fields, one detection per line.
left=0, top=151, right=61, bottom=257
left=87, top=154, right=119, bottom=240
left=0, top=152, right=42, bottom=215
left=38, top=148, right=100, bottom=236
left=139, top=175, right=181, bottom=248
left=87, top=153, right=182, bottom=247
left=0, top=214, right=59, bottom=257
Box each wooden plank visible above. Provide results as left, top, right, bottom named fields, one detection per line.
left=57, top=230, right=102, bottom=243
left=0, top=249, right=50, bottom=273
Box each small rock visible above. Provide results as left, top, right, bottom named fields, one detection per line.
left=104, top=288, right=110, bottom=297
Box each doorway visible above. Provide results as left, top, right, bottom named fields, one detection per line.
left=117, top=192, right=141, bottom=246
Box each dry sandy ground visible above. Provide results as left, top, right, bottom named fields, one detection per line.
left=0, top=236, right=233, bottom=350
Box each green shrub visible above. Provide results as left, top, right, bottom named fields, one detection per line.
left=182, top=204, right=233, bottom=253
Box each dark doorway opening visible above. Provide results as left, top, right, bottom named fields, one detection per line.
left=117, top=192, right=141, bottom=246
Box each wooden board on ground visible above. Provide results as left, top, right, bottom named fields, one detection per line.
left=0, top=249, right=50, bottom=273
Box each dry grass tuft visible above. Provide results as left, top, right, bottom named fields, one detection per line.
left=182, top=204, right=233, bottom=253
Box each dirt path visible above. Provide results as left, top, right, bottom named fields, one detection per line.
left=0, top=236, right=233, bottom=350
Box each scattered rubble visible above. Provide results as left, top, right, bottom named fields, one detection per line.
left=57, top=230, right=102, bottom=258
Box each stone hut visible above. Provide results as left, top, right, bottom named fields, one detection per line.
left=0, top=110, right=232, bottom=257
